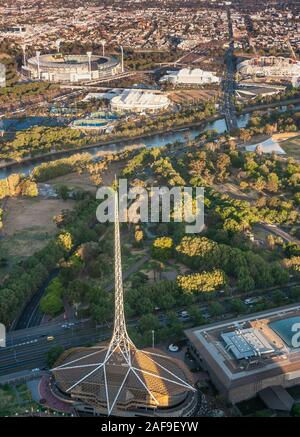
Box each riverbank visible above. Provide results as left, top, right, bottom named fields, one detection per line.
left=238, top=96, right=300, bottom=115
left=0, top=96, right=300, bottom=177
left=0, top=114, right=221, bottom=171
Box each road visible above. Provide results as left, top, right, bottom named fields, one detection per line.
left=2, top=280, right=300, bottom=378
left=13, top=253, right=151, bottom=331
left=257, top=223, right=300, bottom=244
left=222, top=8, right=238, bottom=132
left=13, top=270, right=59, bottom=330
left=0, top=320, right=111, bottom=377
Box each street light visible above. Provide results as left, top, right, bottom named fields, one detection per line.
left=120, top=45, right=124, bottom=73
left=36, top=50, right=41, bottom=80
left=21, top=44, right=27, bottom=67
left=151, top=330, right=155, bottom=349
left=86, top=51, right=92, bottom=80
left=101, top=39, right=106, bottom=57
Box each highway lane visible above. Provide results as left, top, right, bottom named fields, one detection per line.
left=13, top=270, right=59, bottom=330
left=0, top=327, right=112, bottom=376
left=2, top=280, right=300, bottom=378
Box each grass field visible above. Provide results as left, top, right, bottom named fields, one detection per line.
left=47, top=172, right=97, bottom=193
left=168, top=89, right=218, bottom=104
left=0, top=196, right=75, bottom=282
left=280, top=134, right=300, bottom=159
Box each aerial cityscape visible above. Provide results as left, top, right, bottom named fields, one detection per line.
left=0, top=0, right=300, bottom=422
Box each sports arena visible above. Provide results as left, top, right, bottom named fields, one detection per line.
left=237, top=56, right=300, bottom=79
left=23, top=53, right=122, bottom=83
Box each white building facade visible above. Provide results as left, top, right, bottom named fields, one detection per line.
left=160, top=68, right=220, bottom=86
left=238, top=56, right=300, bottom=79
left=111, top=89, right=170, bottom=113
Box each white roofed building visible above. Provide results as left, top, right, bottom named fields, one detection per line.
left=160, top=68, right=220, bottom=86
left=245, top=138, right=286, bottom=155
left=110, top=89, right=170, bottom=113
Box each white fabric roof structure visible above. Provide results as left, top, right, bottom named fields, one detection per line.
left=111, top=89, right=170, bottom=112
left=245, top=137, right=286, bottom=155
left=160, top=68, right=220, bottom=85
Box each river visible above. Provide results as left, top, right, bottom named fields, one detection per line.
left=0, top=114, right=251, bottom=180
left=1, top=101, right=299, bottom=180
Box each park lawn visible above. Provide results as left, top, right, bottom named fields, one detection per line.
left=0, top=384, right=35, bottom=416
left=47, top=171, right=97, bottom=193
left=0, top=196, right=75, bottom=279
left=168, top=89, right=218, bottom=105
left=1, top=196, right=75, bottom=257
left=281, top=135, right=300, bottom=159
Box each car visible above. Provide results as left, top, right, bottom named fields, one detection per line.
left=47, top=336, right=55, bottom=341
left=168, top=344, right=179, bottom=353
left=178, top=310, right=190, bottom=321
left=31, top=368, right=40, bottom=372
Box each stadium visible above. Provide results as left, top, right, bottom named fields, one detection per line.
left=185, top=304, right=300, bottom=411
left=23, top=53, right=122, bottom=83
left=237, top=56, right=300, bottom=79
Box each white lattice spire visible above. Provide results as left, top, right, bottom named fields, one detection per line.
left=52, top=181, right=195, bottom=416
left=104, top=186, right=134, bottom=362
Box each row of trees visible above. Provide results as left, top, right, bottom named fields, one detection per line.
left=0, top=82, right=61, bottom=111
left=0, top=197, right=103, bottom=325
left=152, top=235, right=289, bottom=293
left=1, top=126, right=91, bottom=161
left=32, top=153, right=92, bottom=182
left=177, top=269, right=226, bottom=294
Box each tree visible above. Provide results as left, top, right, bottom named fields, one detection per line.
left=152, top=237, right=173, bottom=261
left=177, top=270, right=226, bottom=294
left=21, top=179, right=38, bottom=197
left=58, top=232, right=73, bottom=251
left=165, top=311, right=183, bottom=340
left=188, top=306, right=205, bottom=325
left=40, top=277, right=64, bottom=317
left=267, top=234, right=276, bottom=250
left=138, top=313, right=160, bottom=335
left=47, top=345, right=65, bottom=367
left=56, top=185, right=69, bottom=200
left=230, top=299, right=247, bottom=314
left=266, top=173, right=279, bottom=193
left=292, top=404, right=300, bottom=417
left=216, top=153, right=231, bottom=181
left=239, top=129, right=252, bottom=143
left=253, top=177, right=266, bottom=192
left=209, top=302, right=224, bottom=316
left=40, top=292, right=64, bottom=317
left=134, top=226, right=144, bottom=246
